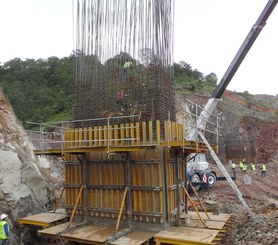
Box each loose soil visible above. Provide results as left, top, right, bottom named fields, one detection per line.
left=195, top=161, right=278, bottom=245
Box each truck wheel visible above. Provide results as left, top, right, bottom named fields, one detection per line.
left=191, top=174, right=201, bottom=191
left=208, top=173, right=217, bottom=186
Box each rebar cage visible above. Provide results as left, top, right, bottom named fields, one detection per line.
left=73, top=0, right=176, bottom=125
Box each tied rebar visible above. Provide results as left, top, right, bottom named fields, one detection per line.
left=73, top=0, right=176, bottom=127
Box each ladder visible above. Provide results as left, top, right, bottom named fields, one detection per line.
left=199, top=131, right=256, bottom=220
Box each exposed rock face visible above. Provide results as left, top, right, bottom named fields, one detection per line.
left=0, top=91, right=48, bottom=243
left=176, top=92, right=278, bottom=164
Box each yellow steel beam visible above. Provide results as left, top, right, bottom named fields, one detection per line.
left=18, top=219, right=51, bottom=227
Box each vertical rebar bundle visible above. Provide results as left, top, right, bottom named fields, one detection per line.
left=73, top=0, right=176, bottom=125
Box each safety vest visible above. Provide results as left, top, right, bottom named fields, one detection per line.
left=242, top=164, right=247, bottom=171
left=123, top=61, right=132, bottom=68
left=262, top=165, right=266, bottom=171
left=232, top=163, right=236, bottom=169
left=239, top=161, right=243, bottom=168
left=0, top=221, right=8, bottom=239
left=251, top=164, right=256, bottom=171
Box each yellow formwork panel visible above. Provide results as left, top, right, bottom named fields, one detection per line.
left=33, top=121, right=217, bottom=225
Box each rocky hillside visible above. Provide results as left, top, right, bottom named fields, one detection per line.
left=0, top=90, right=64, bottom=244
left=176, top=91, right=278, bottom=164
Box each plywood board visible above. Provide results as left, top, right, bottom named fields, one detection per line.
left=183, top=211, right=231, bottom=222
left=61, top=225, right=121, bottom=243
left=18, top=212, right=68, bottom=227
left=38, top=222, right=74, bottom=237
left=185, top=219, right=226, bottom=230
left=111, top=230, right=156, bottom=245
left=154, top=226, right=219, bottom=244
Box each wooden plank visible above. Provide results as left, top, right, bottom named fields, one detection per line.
left=108, top=125, right=113, bottom=147
left=80, top=127, right=84, bottom=148
left=130, top=122, right=135, bottom=145
left=156, top=120, right=160, bottom=144
left=114, top=125, right=119, bottom=146
left=61, top=225, right=120, bottom=243
left=74, top=129, right=79, bottom=148
left=185, top=219, right=226, bottom=230
left=148, top=121, right=153, bottom=144
left=98, top=126, right=103, bottom=147
left=136, top=122, right=140, bottom=145
left=94, top=126, right=98, bottom=147
left=120, top=123, right=125, bottom=145
left=125, top=123, right=130, bottom=145
left=18, top=213, right=68, bottom=227
left=184, top=211, right=231, bottom=222
left=103, top=125, right=108, bottom=146
left=70, top=128, right=74, bottom=148
left=111, top=230, right=156, bottom=245
left=154, top=226, right=219, bottom=244
left=64, top=130, right=69, bottom=149
left=38, top=222, right=71, bottom=237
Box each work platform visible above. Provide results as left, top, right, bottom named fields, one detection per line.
left=18, top=211, right=232, bottom=244
left=18, top=212, right=68, bottom=227
left=33, top=119, right=218, bottom=156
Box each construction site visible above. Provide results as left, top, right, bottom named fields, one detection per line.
left=0, top=0, right=277, bottom=244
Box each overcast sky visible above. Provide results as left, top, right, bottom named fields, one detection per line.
left=0, top=0, right=277, bottom=95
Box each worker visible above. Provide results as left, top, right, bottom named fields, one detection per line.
left=231, top=162, right=236, bottom=176
left=242, top=162, right=247, bottom=175
left=0, top=213, right=9, bottom=245
left=261, top=163, right=266, bottom=177
left=123, top=59, right=133, bottom=79
left=115, top=89, right=124, bottom=112
left=239, top=160, right=244, bottom=172
left=250, top=162, right=256, bottom=174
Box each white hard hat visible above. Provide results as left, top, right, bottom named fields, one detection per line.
left=0, top=214, right=7, bottom=220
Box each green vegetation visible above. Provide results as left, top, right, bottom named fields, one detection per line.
left=173, top=61, right=217, bottom=94
left=0, top=56, right=217, bottom=129
left=0, top=56, right=74, bottom=128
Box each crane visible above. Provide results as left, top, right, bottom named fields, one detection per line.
left=186, top=0, right=277, bottom=219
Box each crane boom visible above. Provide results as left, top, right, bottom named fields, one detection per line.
left=188, top=0, right=278, bottom=140
left=186, top=0, right=277, bottom=219
left=212, top=0, right=278, bottom=99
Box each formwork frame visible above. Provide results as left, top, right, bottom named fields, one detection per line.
left=22, top=115, right=231, bottom=244
left=31, top=116, right=218, bottom=225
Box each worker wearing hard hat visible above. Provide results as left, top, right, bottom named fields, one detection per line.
left=250, top=162, right=257, bottom=174
left=242, top=162, right=247, bottom=175
left=123, top=59, right=133, bottom=79
left=261, top=163, right=266, bottom=177
left=0, top=213, right=9, bottom=245
left=231, top=162, right=236, bottom=175
left=239, top=160, right=244, bottom=172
